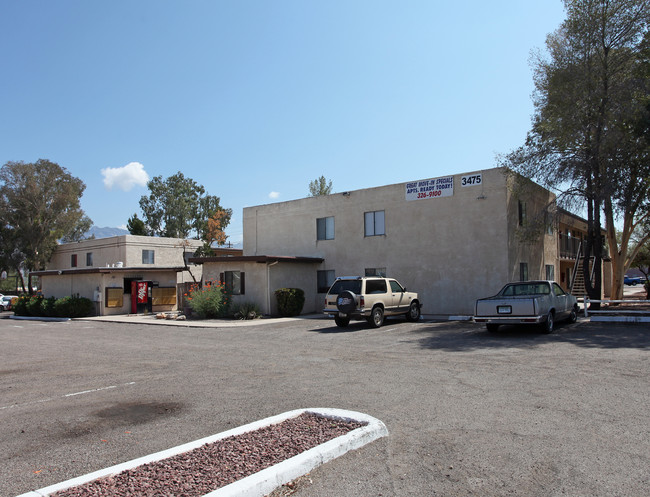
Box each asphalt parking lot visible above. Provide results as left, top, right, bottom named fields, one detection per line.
left=1, top=315, right=649, bottom=496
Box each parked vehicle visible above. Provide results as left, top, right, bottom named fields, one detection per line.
left=624, top=275, right=642, bottom=286
left=0, top=295, right=18, bottom=311
left=324, top=276, right=421, bottom=328
left=474, top=281, right=578, bottom=334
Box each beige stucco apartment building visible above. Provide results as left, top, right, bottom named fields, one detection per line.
left=194, top=167, right=594, bottom=316
left=34, top=236, right=241, bottom=315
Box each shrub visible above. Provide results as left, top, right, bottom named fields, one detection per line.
left=232, top=301, right=261, bottom=320
left=12, top=295, right=31, bottom=316
left=186, top=281, right=229, bottom=319
left=53, top=295, right=94, bottom=318
left=25, top=295, right=45, bottom=316
left=274, top=288, right=305, bottom=317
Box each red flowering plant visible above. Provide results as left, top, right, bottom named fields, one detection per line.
left=184, top=280, right=230, bottom=319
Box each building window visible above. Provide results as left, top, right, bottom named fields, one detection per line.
left=71, top=254, right=77, bottom=267
left=142, top=249, right=155, bottom=264
left=223, top=271, right=245, bottom=295
left=546, top=264, right=555, bottom=281
left=365, top=210, right=385, bottom=236
left=317, top=270, right=335, bottom=293
left=317, top=216, right=335, bottom=240
left=365, top=267, right=386, bottom=277
left=520, top=263, right=529, bottom=282
left=86, top=252, right=93, bottom=267
left=518, top=201, right=527, bottom=226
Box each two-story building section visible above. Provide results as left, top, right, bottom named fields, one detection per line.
left=193, top=167, right=597, bottom=316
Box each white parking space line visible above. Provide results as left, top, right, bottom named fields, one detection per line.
left=0, top=382, right=136, bottom=411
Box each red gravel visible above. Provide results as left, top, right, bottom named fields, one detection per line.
left=52, top=412, right=366, bottom=497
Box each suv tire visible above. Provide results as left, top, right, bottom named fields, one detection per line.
left=405, top=301, right=420, bottom=322
left=368, top=306, right=384, bottom=328
left=334, top=315, right=350, bottom=327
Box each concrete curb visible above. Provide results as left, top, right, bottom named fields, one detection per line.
left=590, top=315, right=650, bottom=323
left=16, top=408, right=388, bottom=497
left=9, top=315, right=71, bottom=322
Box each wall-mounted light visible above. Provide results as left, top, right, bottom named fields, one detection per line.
left=477, top=195, right=486, bottom=200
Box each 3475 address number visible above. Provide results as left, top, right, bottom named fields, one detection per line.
left=461, top=174, right=482, bottom=187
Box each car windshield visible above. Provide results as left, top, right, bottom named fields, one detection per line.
left=328, top=279, right=362, bottom=295
left=500, top=283, right=550, bottom=296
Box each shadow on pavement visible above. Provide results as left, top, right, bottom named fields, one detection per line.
left=409, top=320, right=650, bottom=351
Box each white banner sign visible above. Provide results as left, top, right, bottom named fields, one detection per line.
left=405, top=176, right=454, bottom=201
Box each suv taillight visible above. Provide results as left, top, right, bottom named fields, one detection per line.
left=360, top=296, right=365, bottom=308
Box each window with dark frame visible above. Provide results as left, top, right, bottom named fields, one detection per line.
left=316, top=216, right=334, bottom=240
left=545, top=264, right=555, bottom=281
left=364, top=210, right=385, bottom=236
left=86, top=252, right=93, bottom=267
left=365, top=267, right=386, bottom=277
left=71, top=254, right=77, bottom=267
left=520, top=262, right=529, bottom=282
left=222, top=271, right=245, bottom=295
left=142, top=249, right=155, bottom=264
left=317, top=270, right=335, bottom=293
left=518, top=201, right=527, bottom=226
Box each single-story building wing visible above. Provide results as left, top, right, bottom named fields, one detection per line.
left=188, top=255, right=324, bottom=315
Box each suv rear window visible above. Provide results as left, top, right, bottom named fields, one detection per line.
left=328, top=279, right=362, bottom=295
left=365, top=279, right=387, bottom=294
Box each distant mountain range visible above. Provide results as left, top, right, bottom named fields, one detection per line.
left=84, top=226, right=243, bottom=248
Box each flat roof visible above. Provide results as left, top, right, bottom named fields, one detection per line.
left=32, top=266, right=187, bottom=276
left=188, top=255, right=324, bottom=265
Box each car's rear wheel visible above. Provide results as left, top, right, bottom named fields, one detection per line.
left=568, top=305, right=578, bottom=323
left=334, top=315, right=350, bottom=327
left=405, top=301, right=420, bottom=322
left=541, top=311, right=555, bottom=334
left=368, top=306, right=384, bottom=328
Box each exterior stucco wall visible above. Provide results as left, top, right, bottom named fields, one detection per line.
left=39, top=270, right=180, bottom=316
left=504, top=176, right=559, bottom=290
left=201, top=261, right=319, bottom=315
left=244, top=168, right=518, bottom=314
left=48, top=236, right=203, bottom=284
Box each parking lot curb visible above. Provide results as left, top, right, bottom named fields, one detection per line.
left=16, top=408, right=388, bottom=497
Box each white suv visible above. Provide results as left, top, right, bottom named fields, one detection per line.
left=324, top=276, right=421, bottom=328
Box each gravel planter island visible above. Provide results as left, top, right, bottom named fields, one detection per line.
left=21, top=409, right=388, bottom=497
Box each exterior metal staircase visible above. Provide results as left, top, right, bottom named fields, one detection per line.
left=570, top=242, right=595, bottom=297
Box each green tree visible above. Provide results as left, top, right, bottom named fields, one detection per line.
left=0, top=159, right=91, bottom=293
left=126, top=213, right=147, bottom=235
left=308, top=176, right=333, bottom=196
left=501, top=0, right=649, bottom=301
left=138, top=172, right=231, bottom=239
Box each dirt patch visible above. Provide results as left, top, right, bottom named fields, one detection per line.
left=95, top=402, right=182, bottom=425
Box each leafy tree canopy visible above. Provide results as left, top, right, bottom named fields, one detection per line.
left=0, top=159, right=91, bottom=292
left=137, top=171, right=232, bottom=240
left=126, top=213, right=147, bottom=236
left=308, top=176, right=333, bottom=196
left=501, top=0, right=650, bottom=300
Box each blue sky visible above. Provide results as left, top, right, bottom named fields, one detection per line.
left=1, top=1, right=567, bottom=245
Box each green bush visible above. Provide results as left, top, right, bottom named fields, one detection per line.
left=12, top=295, right=31, bottom=316
left=53, top=295, right=94, bottom=318
left=186, top=281, right=230, bottom=319
left=274, top=288, right=305, bottom=317
left=25, top=295, right=45, bottom=316
left=232, top=301, right=261, bottom=320
left=11, top=294, right=94, bottom=318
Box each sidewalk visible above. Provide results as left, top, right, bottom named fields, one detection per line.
left=76, top=312, right=463, bottom=328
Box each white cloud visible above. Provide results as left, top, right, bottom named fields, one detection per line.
left=269, top=191, right=280, bottom=199
left=101, top=162, right=149, bottom=191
